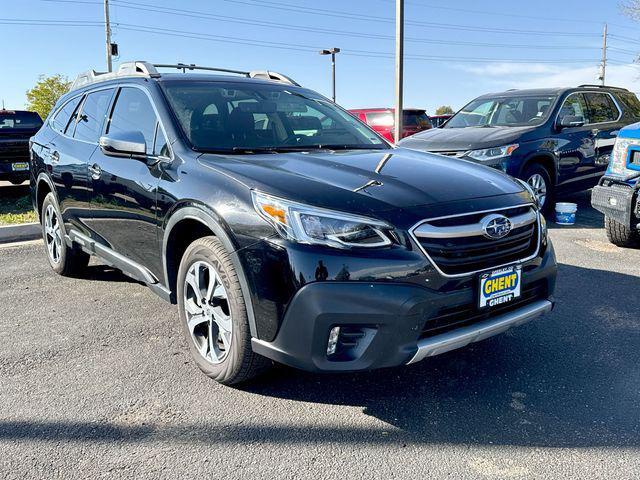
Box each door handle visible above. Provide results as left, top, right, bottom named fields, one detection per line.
left=89, top=163, right=102, bottom=180
left=50, top=151, right=60, bottom=163
left=591, top=128, right=600, bottom=136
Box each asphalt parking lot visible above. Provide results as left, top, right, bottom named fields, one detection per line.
left=1, top=191, right=639, bottom=479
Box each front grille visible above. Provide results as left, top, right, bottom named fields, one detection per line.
left=420, top=280, right=548, bottom=339
left=412, top=205, right=539, bottom=276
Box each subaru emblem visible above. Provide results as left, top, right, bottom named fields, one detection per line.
left=481, top=214, right=512, bottom=239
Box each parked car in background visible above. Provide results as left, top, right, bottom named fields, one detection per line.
left=400, top=86, right=640, bottom=211
left=430, top=114, right=453, bottom=128
left=30, top=61, right=556, bottom=385
left=349, top=108, right=431, bottom=143
left=591, top=121, right=640, bottom=247
left=0, top=109, right=43, bottom=184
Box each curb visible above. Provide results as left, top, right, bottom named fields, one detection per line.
left=0, top=222, right=41, bottom=244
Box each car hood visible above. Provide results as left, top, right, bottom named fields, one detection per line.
left=399, top=125, right=537, bottom=152
left=198, top=148, right=523, bottom=215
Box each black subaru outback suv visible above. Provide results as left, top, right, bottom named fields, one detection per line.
left=30, top=62, right=557, bottom=385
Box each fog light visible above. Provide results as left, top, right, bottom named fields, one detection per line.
left=327, top=326, right=341, bottom=355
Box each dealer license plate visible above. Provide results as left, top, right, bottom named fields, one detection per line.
left=479, top=265, right=521, bottom=309
left=11, top=162, right=29, bottom=171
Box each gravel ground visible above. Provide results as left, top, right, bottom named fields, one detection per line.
left=1, top=191, right=639, bottom=479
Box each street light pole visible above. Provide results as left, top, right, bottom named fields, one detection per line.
left=104, top=0, right=113, bottom=72
left=394, top=0, right=404, bottom=144
left=319, top=48, right=340, bottom=102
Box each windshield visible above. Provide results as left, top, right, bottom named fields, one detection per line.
left=445, top=95, right=557, bottom=129
left=161, top=81, right=387, bottom=152
left=0, top=111, right=43, bottom=130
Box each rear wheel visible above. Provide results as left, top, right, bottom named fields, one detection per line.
left=177, top=236, right=270, bottom=385
left=605, top=216, right=640, bottom=248
left=522, top=163, right=554, bottom=214
left=41, top=193, right=90, bottom=275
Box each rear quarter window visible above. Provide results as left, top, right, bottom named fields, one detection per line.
left=617, top=92, right=640, bottom=118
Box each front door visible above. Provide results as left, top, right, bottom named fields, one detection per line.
left=87, top=86, right=169, bottom=278
left=555, top=92, right=598, bottom=188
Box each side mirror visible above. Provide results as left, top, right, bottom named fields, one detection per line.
left=99, top=131, right=146, bottom=157
left=558, top=115, right=585, bottom=129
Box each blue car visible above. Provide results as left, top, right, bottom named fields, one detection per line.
left=591, top=122, right=640, bottom=247
left=400, top=85, right=640, bottom=212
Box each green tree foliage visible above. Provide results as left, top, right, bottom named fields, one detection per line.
left=435, top=105, right=454, bottom=115
left=25, top=74, right=71, bottom=119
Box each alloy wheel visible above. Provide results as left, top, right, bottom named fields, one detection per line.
left=183, top=260, right=233, bottom=364
left=527, top=173, right=548, bottom=208
left=44, top=204, right=62, bottom=264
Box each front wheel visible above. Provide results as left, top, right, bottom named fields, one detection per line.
left=41, top=193, right=90, bottom=276
left=522, top=164, right=554, bottom=213
left=605, top=216, right=640, bottom=248
left=177, top=236, right=270, bottom=385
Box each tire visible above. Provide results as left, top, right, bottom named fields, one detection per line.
left=41, top=192, right=90, bottom=276
left=522, top=163, right=554, bottom=214
left=605, top=216, right=640, bottom=248
left=177, top=236, right=270, bottom=385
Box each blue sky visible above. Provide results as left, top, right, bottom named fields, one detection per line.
left=2, top=0, right=640, bottom=114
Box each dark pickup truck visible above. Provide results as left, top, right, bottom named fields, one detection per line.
left=0, top=109, right=43, bottom=184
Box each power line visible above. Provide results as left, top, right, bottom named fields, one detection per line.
left=114, top=23, right=600, bottom=64
left=90, top=0, right=598, bottom=51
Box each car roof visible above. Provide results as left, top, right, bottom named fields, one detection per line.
left=476, top=86, right=629, bottom=99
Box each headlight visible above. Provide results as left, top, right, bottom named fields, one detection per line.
left=467, top=144, right=519, bottom=162
left=608, top=137, right=640, bottom=180
left=252, top=191, right=393, bottom=249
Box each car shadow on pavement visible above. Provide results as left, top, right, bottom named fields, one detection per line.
left=238, top=261, right=640, bottom=448
left=80, top=264, right=142, bottom=284
left=1, top=264, right=638, bottom=449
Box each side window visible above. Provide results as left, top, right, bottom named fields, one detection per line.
left=51, top=96, right=82, bottom=134
left=107, top=87, right=158, bottom=154
left=618, top=92, right=640, bottom=118
left=153, top=124, right=170, bottom=157
left=74, top=89, right=114, bottom=142
left=558, top=94, right=589, bottom=124
left=584, top=93, right=619, bottom=123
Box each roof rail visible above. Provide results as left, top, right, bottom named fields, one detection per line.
left=578, top=84, right=629, bottom=91
left=70, top=61, right=160, bottom=91
left=153, top=63, right=299, bottom=86
left=70, top=61, right=299, bottom=91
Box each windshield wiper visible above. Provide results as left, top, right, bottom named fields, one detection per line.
left=231, top=146, right=315, bottom=154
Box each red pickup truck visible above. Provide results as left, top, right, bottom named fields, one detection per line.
left=349, top=108, right=432, bottom=143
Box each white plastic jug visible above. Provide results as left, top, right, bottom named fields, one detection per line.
left=555, top=202, right=577, bottom=225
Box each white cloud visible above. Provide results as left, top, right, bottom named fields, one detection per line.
left=454, top=62, right=640, bottom=93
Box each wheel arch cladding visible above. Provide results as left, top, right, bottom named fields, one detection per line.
left=522, top=154, right=557, bottom=186
left=162, top=205, right=258, bottom=338
left=36, top=174, right=55, bottom=219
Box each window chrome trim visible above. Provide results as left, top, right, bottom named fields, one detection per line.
left=408, top=203, right=541, bottom=278
left=555, top=91, right=622, bottom=128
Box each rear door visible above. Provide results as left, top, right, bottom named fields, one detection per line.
left=87, top=85, right=170, bottom=277
left=47, top=89, right=114, bottom=234
left=583, top=91, right=623, bottom=175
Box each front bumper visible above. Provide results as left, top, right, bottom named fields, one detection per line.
left=591, top=177, right=639, bottom=228
left=251, top=242, right=557, bottom=372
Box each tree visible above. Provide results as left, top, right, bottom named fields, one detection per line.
left=25, top=74, right=71, bottom=119
left=435, top=105, right=454, bottom=115
left=622, top=1, right=640, bottom=21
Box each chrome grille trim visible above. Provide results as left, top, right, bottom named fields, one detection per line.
left=413, top=208, right=536, bottom=239
left=409, top=203, right=541, bottom=278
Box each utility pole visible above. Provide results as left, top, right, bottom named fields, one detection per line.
left=394, top=0, right=404, bottom=144
left=104, top=0, right=113, bottom=72
left=319, top=48, right=340, bottom=102
left=599, top=23, right=608, bottom=86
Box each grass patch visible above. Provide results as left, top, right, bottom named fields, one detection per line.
left=0, top=195, right=38, bottom=225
